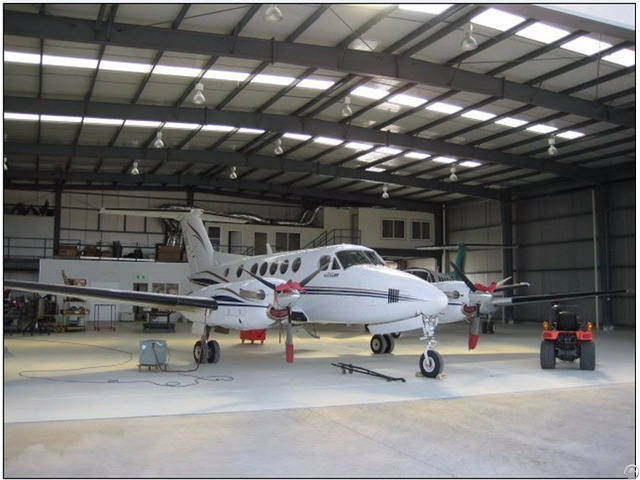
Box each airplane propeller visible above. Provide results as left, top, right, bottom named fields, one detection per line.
left=240, top=263, right=327, bottom=363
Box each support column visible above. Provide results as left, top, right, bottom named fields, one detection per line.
left=53, top=185, right=62, bottom=255
left=592, top=187, right=612, bottom=329
left=500, top=198, right=514, bottom=324
left=186, top=188, right=195, bottom=207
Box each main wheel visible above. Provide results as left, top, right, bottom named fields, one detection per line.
left=540, top=340, right=556, bottom=369
left=580, top=342, right=596, bottom=370
left=383, top=334, right=395, bottom=354
left=207, top=340, right=221, bottom=364
left=487, top=320, right=495, bottom=334
left=193, top=340, right=207, bottom=364
left=419, top=350, right=443, bottom=378
left=481, top=320, right=488, bottom=334
left=370, top=334, right=388, bottom=354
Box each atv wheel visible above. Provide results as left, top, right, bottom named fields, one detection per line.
left=540, top=340, right=556, bottom=369
left=580, top=342, right=596, bottom=370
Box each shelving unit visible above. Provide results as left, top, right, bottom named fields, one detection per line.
left=62, top=299, right=88, bottom=332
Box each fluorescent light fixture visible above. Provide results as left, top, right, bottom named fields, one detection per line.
left=252, top=74, right=295, bottom=86
left=297, top=78, right=335, bottom=90
left=398, top=4, right=452, bottom=15
left=358, top=151, right=386, bottom=163
left=376, top=146, right=402, bottom=155
left=561, top=36, right=612, bottom=56
left=153, top=65, right=202, bottom=78
left=526, top=124, right=558, bottom=134
left=389, top=94, right=427, bottom=107
left=603, top=48, right=635, bottom=67
left=404, top=152, right=431, bottom=160
left=351, top=86, right=389, bottom=100
left=344, top=142, right=374, bottom=151
left=283, top=133, right=312, bottom=141
left=314, top=137, right=343, bottom=146
left=366, top=166, right=386, bottom=173
left=83, top=117, right=124, bottom=126
left=426, top=102, right=463, bottom=114
left=5, top=51, right=40, bottom=64
left=124, top=119, right=163, bottom=128
left=237, top=128, right=265, bottom=134
left=516, top=22, right=570, bottom=44
left=495, top=117, right=528, bottom=128
left=471, top=8, right=525, bottom=31
left=201, top=124, right=234, bottom=132
left=4, top=112, right=39, bottom=121
left=204, top=69, right=249, bottom=82
left=460, top=160, right=482, bottom=168
left=100, top=60, right=152, bottom=74
left=43, top=54, right=98, bottom=69
left=432, top=156, right=457, bottom=164
left=461, top=109, right=496, bottom=121
left=163, top=122, right=200, bottom=130
left=556, top=130, right=585, bottom=140
left=41, top=115, right=83, bottom=123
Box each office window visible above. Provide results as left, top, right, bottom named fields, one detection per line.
left=412, top=221, right=431, bottom=240
left=382, top=219, right=405, bottom=239
left=275, top=232, right=301, bottom=252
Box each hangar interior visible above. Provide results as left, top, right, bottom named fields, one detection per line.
left=2, top=3, right=636, bottom=478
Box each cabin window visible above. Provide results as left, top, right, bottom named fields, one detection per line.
left=260, top=262, right=268, bottom=275
left=250, top=263, right=258, bottom=274
left=292, top=257, right=302, bottom=273
left=224, top=268, right=229, bottom=278
left=411, top=221, right=431, bottom=240
left=280, top=260, right=289, bottom=274
left=236, top=265, right=244, bottom=278
left=269, top=262, right=278, bottom=275
left=382, top=219, right=405, bottom=239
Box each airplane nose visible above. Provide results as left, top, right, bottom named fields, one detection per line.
left=432, top=287, right=449, bottom=313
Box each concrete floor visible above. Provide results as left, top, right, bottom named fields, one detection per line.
left=3, top=321, right=636, bottom=478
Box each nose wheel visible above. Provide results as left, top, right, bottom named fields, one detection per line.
left=419, top=350, right=443, bottom=378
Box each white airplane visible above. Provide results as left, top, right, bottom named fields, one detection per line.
left=5, top=208, right=451, bottom=378
left=405, top=260, right=627, bottom=350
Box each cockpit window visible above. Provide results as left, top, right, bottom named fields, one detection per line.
left=336, top=249, right=385, bottom=269
left=319, top=255, right=331, bottom=271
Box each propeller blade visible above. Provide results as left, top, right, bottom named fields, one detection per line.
left=285, top=320, right=294, bottom=363
left=468, top=313, right=481, bottom=350
left=496, top=276, right=512, bottom=287
left=299, top=263, right=327, bottom=288
left=449, top=261, right=476, bottom=292
left=240, top=267, right=277, bottom=291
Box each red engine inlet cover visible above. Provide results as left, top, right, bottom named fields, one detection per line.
left=462, top=304, right=477, bottom=315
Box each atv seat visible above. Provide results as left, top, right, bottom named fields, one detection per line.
left=556, top=311, right=578, bottom=331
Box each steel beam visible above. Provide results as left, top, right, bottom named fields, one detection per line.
left=4, top=96, right=604, bottom=184
left=4, top=10, right=634, bottom=128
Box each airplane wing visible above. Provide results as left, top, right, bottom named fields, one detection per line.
left=491, top=289, right=630, bottom=307
left=4, top=280, right=217, bottom=313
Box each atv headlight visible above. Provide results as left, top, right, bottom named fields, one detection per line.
left=587, top=322, right=593, bottom=332
left=542, top=321, right=549, bottom=331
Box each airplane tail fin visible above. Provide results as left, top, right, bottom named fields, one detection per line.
left=100, top=208, right=218, bottom=276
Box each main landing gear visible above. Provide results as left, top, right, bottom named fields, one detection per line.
left=193, top=325, right=221, bottom=364
left=368, top=315, right=444, bottom=379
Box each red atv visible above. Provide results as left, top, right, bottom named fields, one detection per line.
left=540, top=305, right=595, bottom=370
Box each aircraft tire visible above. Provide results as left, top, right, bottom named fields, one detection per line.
left=487, top=320, right=495, bottom=334
left=207, top=340, right=221, bottom=364
left=540, top=340, right=556, bottom=369
left=193, top=340, right=207, bottom=364
left=419, top=351, right=443, bottom=378
left=370, top=334, right=388, bottom=354
left=383, top=334, right=395, bottom=354
left=481, top=321, right=488, bottom=334
left=579, top=342, right=596, bottom=370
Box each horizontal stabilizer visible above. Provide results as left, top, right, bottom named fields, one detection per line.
left=5, top=280, right=217, bottom=314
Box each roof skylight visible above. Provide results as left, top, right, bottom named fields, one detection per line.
left=365, top=166, right=386, bottom=173
left=297, top=79, right=335, bottom=90
left=124, top=119, right=162, bottom=128
left=460, top=160, right=482, bottom=168
left=5, top=51, right=41, bottom=64
left=100, top=60, right=152, bottom=74
left=494, top=117, right=529, bottom=128
left=556, top=130, right=585, bottom=139
left=404, top=152, right=431, bottom=160
left=83, top=117, right=124, bottom=126
left=251, top=74, right=295, bottom=86
left=352, top=86, right=389, bottom=100
left=344, top=142, right=374, bottom=151
left=471, top=8, right=526, bottom=31
left=204, top=69, right=249, bottom=82
left=283, top=133, right=312, bottom=141
left=603, top=48, right=635, bottom=67
left=43, top=54, right=98, bottom=69
left=4, top=112, right=40, bottom=121
left=201, top=124, right=235, bottom=132
left=153, top=65, right=202, bottom=78
left=314, top=137, right=343, bottom=146
left=425, top=102, right=463, bottom=114
left=432, top=156, right=457, bottom=164
left=398, top=4, right=452, bottom=15
left=516, top=22, right=570, bottom=44
left=376, top=146, right=402, bottom=155
left=389, top=93, right=427, bottom=107
left=526, top=124, right=558, bottom=134
left=461, top=110, right=496, bottom=121
left=41, top=115, right=83, bottom=123
left=237, top=128, right=265, bottom=134
left=561, top=36, right=612, bottom=56
left=163, top=122, right=200, bottom=130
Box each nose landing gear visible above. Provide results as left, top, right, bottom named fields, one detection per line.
left=419, top=315, right=443, bottom=378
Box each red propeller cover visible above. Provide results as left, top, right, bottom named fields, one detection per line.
left=473, top=281, right=497, bottom=293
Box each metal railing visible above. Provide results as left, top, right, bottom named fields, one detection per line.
left=304, top=229, right=361, bottom=249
